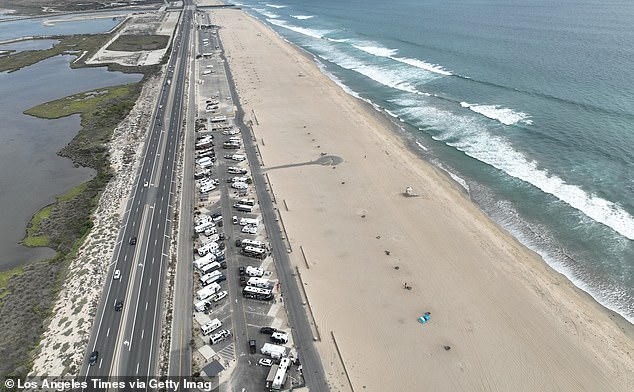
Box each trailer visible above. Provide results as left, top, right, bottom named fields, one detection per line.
left=272, top=357, right=291, bottom=390
left=197, top=282, right=221, bottom=300
left=239, top=217, right=259, bottom=227
left=193, top=253, right=215, bottom=270
left=247, top=276, right=271, bottom=288
left=195, top=221, right=214, bottom=233
left=261, top=343, right=286, bottom=359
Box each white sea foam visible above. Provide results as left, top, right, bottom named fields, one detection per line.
left=291, top=15, right=315, bottom=20
left=393, top=100, right=634, bottom=240
left=461, top=102, right=532, bottom=126
left=325, top=37, right=350, bottom=43
left=352, top=43, right=398, bottom=57
left=391, top=56, right=453, bottom=76
left=267, top=19, right=331, bottom=39
left=265, top=3, right=286, bottom=8
left=259, top=11, right=279, bottom=18
left=437, top=163, right=470, bottom=193
left=415, top=140, right=428, bottom=151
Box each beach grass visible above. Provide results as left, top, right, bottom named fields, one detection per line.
left=107, top=34, right=170, bottom=51
left=0, top=264, right=25, bottom=301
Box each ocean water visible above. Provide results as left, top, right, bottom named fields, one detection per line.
left=231, top=0, right=634, bottom=323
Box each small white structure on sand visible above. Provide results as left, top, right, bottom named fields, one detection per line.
left=404, top=186, right=419, bottom=197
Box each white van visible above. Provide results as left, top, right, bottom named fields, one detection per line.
left=200, top=318, right=222, bottom=335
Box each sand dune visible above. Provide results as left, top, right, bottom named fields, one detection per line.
left=212, top=8, right=634, bottom=392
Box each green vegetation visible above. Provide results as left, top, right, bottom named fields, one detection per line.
left=0, top=34, right=107, bottom=73
left=0, top=80, right=144, bottom=379
left=107, top=34, right=170, bottom=51
left=0, top=265, right=25, bottom=301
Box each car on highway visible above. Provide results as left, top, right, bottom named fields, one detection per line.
left=89, top=350, right=99, bottom=366
left=144, top=181, right=149, bottom=187
left=129, top=236, right=137, bottom=245
left=113, top=269, right=121, bottom=280
left=114, top=300, right=123, bottom=312
left=260, top=327, right=277, bottom=335
left=258, top=358, right=273, bottom=367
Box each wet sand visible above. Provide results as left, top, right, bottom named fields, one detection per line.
left=213, top=7, right=634, bottom=391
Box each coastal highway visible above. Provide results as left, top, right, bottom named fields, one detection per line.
left=80, top=2, right=193, bottom=382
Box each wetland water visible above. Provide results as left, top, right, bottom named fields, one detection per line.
left=0, top=54, right=141, bottom=270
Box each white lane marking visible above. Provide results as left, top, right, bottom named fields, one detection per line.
left=127, top=206, right=154, bottom=352
left=149, top=278, right=152, bottom=287
left=99, top=358, right=103, bottom=369
left=106, top=328, right=110, bottom=337
left=146, top=302, right=148, bottom=311
left=136, top=362, right=140, bottom=375
left=141, top=329, right=145, bottom=340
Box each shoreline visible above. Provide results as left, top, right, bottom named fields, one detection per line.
left=215, top=7, right=634, bottom=390
left=240, top=7, right=634, bottom=329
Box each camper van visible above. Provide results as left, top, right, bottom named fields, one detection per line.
left=200, top=261, right=222, bottom=281
left=242, top=246, right=267, bottom=259
left=194, top=299, right=209, bottom=312
left=233, top=203, right=253, bottom=213
left=200, top=318, right=222, bottom=335
left=241, top=239, right=264, bottom=249
left=245, top=266, right=265, bottom=277
left=227, top=166, right=248, bottom=174
left=194, top=221, right=214, bottom=233
left=193, top=253, right=215, bottom=270
left=210, top=329, right=231, bottom=345
left=243, top=286, right=273, bottom=301
left=197, top=241, right=219, bottom=257
left=239, top=218, right=259, bottom=227
left=261, top=343, right=286, bottom=359
left=247, top=276, right=272, bottom=289
left=239, top=198, right=256, bottom=206
left=197, top=282, right=221, bottom=300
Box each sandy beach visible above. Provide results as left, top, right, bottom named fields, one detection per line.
left=212, top=8, right=634, bottom=391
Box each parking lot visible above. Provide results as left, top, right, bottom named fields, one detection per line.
left=187, top=12, right=304, bottom=391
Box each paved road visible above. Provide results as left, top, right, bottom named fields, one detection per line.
left=80, top=2, right=193, bottom=381
left=219, top=27, right=330, bottom=392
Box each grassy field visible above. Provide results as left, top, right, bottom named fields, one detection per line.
left=107, top=34, right=170, bottom=51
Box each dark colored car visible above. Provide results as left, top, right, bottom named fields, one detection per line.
left=129, top=237, right=137, bottom=245
left=238, top=266, right=245, bottom=276
left=114, top=300, right=123, bottom=312
left=216, top=254, right=225, bottom=262
left=248, top=339, right=257, bottom=354
left=89, top=350, right=99, bottom=366
left=239, top=276, right=247, bottom=287
left=221, top=261, right=227, bottom=269
left=259, top=327, right=277, bottom=335
left=219, top=233, right=226, bottom=241
left=219, top=242, right=226, bottom=251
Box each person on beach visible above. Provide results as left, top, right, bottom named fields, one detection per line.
left=418, top=312, right=431, bottom=324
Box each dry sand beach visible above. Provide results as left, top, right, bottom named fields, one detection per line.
left=212, top=8, right=634, bottom=392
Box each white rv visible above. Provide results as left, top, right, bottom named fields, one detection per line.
left=239, top=217, right=259, bottom=227
left=193, top=253, right=215, bottom=270
left=200, top=318, right=222, bottom=335
left=247, top=276, right=271, bottom=288
left=194, top=221, right=214, bottom=233
left=261, top=343, right=286, bottom=359
left=231, top=182, right=248, bottom=190
left=197, top=282, right=221, bottom=300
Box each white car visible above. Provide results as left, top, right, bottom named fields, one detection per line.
left=113, top=269, right=121, bottom=280
left=212, top=291, right=227, bottom=302
left=222, top=129, right=239, bottom=135
left=143, top=181, right=149, bottom=187
left=247, top=225, right=257, bottom=235
left=258, top=358, right=273, bottom=367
